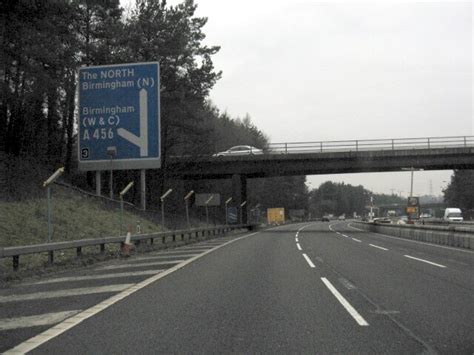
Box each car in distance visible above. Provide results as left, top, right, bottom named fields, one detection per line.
left=322, top=215, right=330, bottom=222
left=213, top=145, right=264, bottom=157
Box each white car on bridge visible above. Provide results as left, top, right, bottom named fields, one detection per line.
left=213, top=145, right=264, bottom=157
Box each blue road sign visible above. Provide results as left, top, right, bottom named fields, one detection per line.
left=78, top=62, right=160, bottom=171
left=228, top=207, right=238, bottom=224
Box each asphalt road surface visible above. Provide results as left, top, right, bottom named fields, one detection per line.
left=1, top=222, right=473, bottom=354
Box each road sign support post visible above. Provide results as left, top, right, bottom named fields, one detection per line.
left=95, top=171, right=101, bottom=196
left=140, top=169, right=146, bottom=210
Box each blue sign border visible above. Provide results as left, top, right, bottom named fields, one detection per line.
left=77, top=62, right=161, bottom=171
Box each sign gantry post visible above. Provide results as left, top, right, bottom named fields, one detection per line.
left=78, top=62, right=161, bottom=208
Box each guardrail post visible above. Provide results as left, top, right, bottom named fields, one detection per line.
left=150, top=238, right=153, bottom=245
left=356, top=140, right=358, bottom=152
left=320, top=142, right=323, bottom=152
left=100, top=244, right=105, bottom=255
left=427, top=138, right=430, bottom=149
left=391, top=139, right=394, bottom=150
left=13, top=255, right=19, bottom=271
left=76, top=247, right=82, bottom=257
left=162, top=236, right=166, bottom=244
left=464, top=136, right=467, bottom=147
left=285, top=143, right=288, bottom=154
left=48, top=251, right=54, bottom=265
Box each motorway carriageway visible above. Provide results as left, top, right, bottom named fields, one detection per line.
left=1, top=222, right=473, bottom=353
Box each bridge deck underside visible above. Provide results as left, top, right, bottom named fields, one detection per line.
left=167, top=147, right=474, bottom=179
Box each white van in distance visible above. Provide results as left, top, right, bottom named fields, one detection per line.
left=443, top=208, right=463, bottom=222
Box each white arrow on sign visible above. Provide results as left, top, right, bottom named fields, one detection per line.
left=117, top=88, right=149, bottom=156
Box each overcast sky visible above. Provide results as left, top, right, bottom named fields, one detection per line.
left=123, top=0, right=473, bottom=196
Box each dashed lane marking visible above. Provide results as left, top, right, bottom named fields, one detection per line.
left=0, top=310, right=81, bottom=331
left=347, top=223, right=474, bottom=254
left=321, top=277, right=369, bottom=326
left=0, top=284, right=134, bottom=303
left=404, top=255, right=447, bottom=268
left=369, top=244, right=388, bottom=251
left=296, top=243, right=302, bottom=251
left=302, top=253, right=316, bottom=268
left=352, top=238, right=362, bottom=243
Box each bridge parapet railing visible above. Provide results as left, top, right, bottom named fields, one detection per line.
left=266, top=136, right=474, bottom=154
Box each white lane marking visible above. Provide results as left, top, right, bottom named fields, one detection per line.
left=328, top=224, right=334, bottom=231
left=25, top=270, right=162, bottom=285
left=98, top=260, right=184, bottom=270
left=295, top=237, right=299, bottom=242
left=132, top=254, right=199, bottom=262
left=0, top=310, right=81, bottom=331
left=4, top=231, right=261, bottom=354
left=369, top=244, right=388, bottom=251
left=0, top=284, right=134, bottom=303
left=352, top=238, right=362, bottom=243
left=341, top=234, right=349, bottom=238
left=347, top=223, right=474, bottom=254
left=404, top=255, right=447, bottom=268
left=302, top=253, right=316, bottom=268
left=296, top=223, right=318, bottom=234
left=321, top=277, right=369, bottom=326
left=296, top=243, right=302, bottom=251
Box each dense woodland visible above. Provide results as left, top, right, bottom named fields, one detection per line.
left=1, top=0, right=469, bottom=220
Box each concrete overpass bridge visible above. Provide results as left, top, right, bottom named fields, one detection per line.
left=166, top=136, right=474, bottom=221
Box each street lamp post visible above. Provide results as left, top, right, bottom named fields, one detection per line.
left=184, top=190, right=194, bottom=230
left=160, top=189, right=173, bottom=231
left=43, top=167, right=65, bottom=243
left=205, top=195, right=214, bottom=229
left=225, top=197, right=232, bottom=225
left=119, top=182, right=134, bottom=236
left=240, top=201, right=247, bottom=224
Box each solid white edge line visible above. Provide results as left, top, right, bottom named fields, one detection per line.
left=321, top=277, right=369, bottom=326
left=369, top=244, right=388, bottom=251
left=4, top=231, right=261, bottom=354
left=352, top=238, right=362, bottom=243
left=404, top=255, right=447, bottom=268
left=302, top=253, right=315, bottom=268
left=296, top=243, right=302, bottom=251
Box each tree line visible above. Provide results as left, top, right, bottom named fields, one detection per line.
left=0, top=0, right=310, bottom=218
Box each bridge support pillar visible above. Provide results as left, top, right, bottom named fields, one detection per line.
left=232, top=174, right=247, bottom=224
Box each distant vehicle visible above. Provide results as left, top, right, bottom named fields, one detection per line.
left=338, top=215, right=345, bottom=220
left=322, top=215, right=330, bottom=222
left=420, top=213, right=432, bottom=219
left=373, top=217, right=391, bottom=224
left=443, top=208, right=463, bottom=222
left=213, top=145, right=263, bottom=157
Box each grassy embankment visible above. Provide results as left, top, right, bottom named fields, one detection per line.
left=0, top=184, right=164, bottom=279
